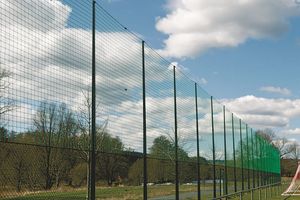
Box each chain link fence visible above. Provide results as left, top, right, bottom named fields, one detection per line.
left=0, top=0, right=281, bottom=199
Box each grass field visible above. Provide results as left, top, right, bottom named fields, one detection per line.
left=230, top=190, right=300, bottom=200
left=3, top=181, right=300, bottom=200
left=2, top=185, right=202, bottom=200
left=228, top=181, right=300, bottom=200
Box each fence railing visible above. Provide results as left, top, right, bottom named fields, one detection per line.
left=0, top=0, right=280, bottom=200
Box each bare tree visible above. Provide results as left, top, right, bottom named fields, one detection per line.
left=77, top=90, right=107, bottom=199
left=34, top=102, right=57, bottom=189
left=289, top=142, right=300, bottom=160
left=34, top=102, right=78, bottom=189
left=256, top=128, right=276, bottom=143
left=77, top=90, right=93, bottom=199
left=53, top=104, right=79, bottom=188
left=273, top=137, right=296, bottom=158
left=202, top=142, right=225, bottom=162
left=257, top=129, right=297, bottom=159
left=0, top=68, right=14, bottom=127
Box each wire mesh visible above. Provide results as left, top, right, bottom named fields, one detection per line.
left=176, top=70, right=198, bottom=199
left=225, top=110, right=235, bottom=194
left=233, top=115, right=242, bottom=192
left=1, top=0, right=93, bottom=199
left=212, top=99, right=225, bottom=198
left=0, top=0, right=281, bottom=199
left=144, top=43, right=177, bottom=198
left=196, top=87, right=214, bottom=200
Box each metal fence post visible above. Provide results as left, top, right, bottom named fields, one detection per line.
left=239, top=119, right=244, bottom=191
left=251, top=129, right=255, bottom=188
left=173, top=66, right=179, bottom=200
left=219, top=169, right=222, bottom=196
left=259, top=136, right=263, bottom=186
left=195, top=83, right=201, bottom=200
left=211, top=96, right=216, bottom=198
left=142, top=41, right=148, bottom=200
left=223, top=106, right=228, bottom=195
left=255, top=133, right=259, bottom=187
left=91, top=0, right=96, bottom=199
left=232, top=113, right=237, bottom=192
left=246, top=124, right=250, bottom=190
left=263, top=140, right=266, bottom=186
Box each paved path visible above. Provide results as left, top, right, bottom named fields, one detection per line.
left=149, top=190, right=213, bottom=200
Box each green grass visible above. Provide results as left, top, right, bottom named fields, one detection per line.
left=2, top=182, right=298, bottom=200
left=228, top=183, right=300, bottom=200
left=2, top=185, right=200, bottom=200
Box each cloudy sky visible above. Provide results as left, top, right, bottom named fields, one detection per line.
left=100, top=0, right=300, bottom=143
left=1, top=0, right=300, bottom=155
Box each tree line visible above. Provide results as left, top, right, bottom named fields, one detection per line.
left=0, top=100, right=281, bottom=194
left=0, top=100, right=212, bottom=194
left=0, top=68, right=291, bottom=195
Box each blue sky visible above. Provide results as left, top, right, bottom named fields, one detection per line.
left=98, top=0, right=300, bottom=143
left=100, top=0, right=300, bottom=98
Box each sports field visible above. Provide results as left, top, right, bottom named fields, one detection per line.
left=2, top=183, right=297, bottom=200
left=2, top=185, right=201, bottom=200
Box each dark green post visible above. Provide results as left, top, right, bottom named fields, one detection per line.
left=219, top=168, right=222, bottom=196
left=251, top=129, right=255, bottom=188
left=211, top=96, right=216, bottom=198
left=142, top=41, right=147, bottom=200
left=173, top=66, right=179, bottom=200
left=239, top=119, right=244, bottom=190
left=223, top=106, right=228, bottom=195
left=261, top=148, right=264, bottom=186
left=246, top=124, right=250, bottom=189
left=259, top=136, right=263, bottom=186
left=262, top=139, right=266, bottom=186
left=278, top=149, right=281, bottom=184
left=195, top=83, right=201, bottom=200
left=232, top=113, right=237, bottom=192
left=255, top=133, right=260, bottom=187
left=91, top=0, right=96, bottom=199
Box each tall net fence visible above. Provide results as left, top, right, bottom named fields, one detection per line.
left=0, top=0, right=281, bottom=200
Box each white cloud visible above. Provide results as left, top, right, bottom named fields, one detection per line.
left=280, top=128, right=300, bottom=135
left=105, top=94, right=300, bottom=151
left=199, top=78, right=207, bottom=85
left=260, top=86, right=291, bottom=96
left=101, top=94, right=216, bottom=152
left=239, top=114, right=289, bottom=127
left=108, top=93, right=300, bottom=151
left=156, top=0, right=300, bottom=58
left=0, top=1, right=147, bottom=104
left=0, top=0, right=188, bottom=151
left=223, top=95, right=300, bottom=128
left=0, top=1, right=144, bottom=134
left=0, top=0, right=71, bottom=32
